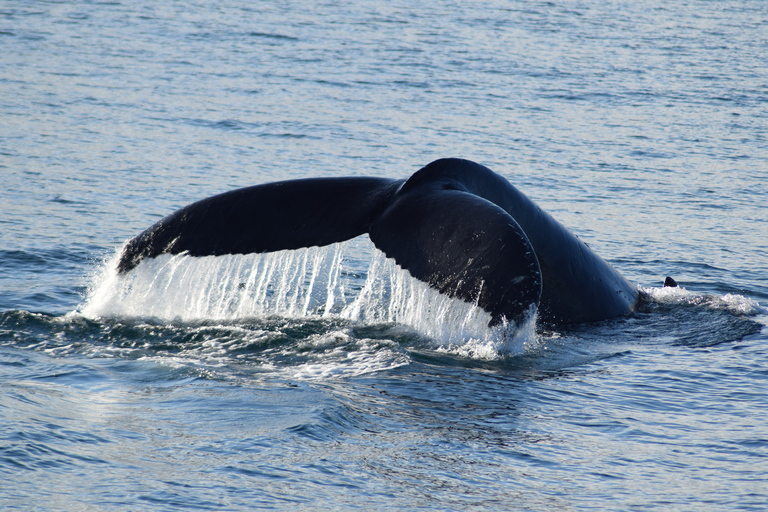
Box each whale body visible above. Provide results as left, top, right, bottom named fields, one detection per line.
left=117, top=158, right=639, bottom=327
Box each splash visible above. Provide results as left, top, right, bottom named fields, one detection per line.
left=640, top=285, right=766, bottom=316
left=80, top=236, right=536, bottom=356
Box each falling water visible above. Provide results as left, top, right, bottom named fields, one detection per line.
left=81, top=236, right=536, bottom=354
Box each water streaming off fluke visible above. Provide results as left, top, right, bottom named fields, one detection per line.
left=81, top=236, right=537, bottom=355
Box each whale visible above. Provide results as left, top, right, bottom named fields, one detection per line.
left=117, top=158, right=639, bottom=327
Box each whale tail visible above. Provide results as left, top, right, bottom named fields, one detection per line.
left=117, top=170, right=543, bottom=327
left=117, top=158, right=639, bottom=327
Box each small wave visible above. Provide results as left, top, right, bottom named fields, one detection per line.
left=641, top=284, right=767, bottom=317
left=247, top=32, right=298, bottom=41
left=627, top=285, right=766, bottom=347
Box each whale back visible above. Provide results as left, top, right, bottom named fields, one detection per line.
left=405, top=159, right=639, bottom=324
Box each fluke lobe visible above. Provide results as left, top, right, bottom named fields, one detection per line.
left=117, top=158, right=639, bottom=327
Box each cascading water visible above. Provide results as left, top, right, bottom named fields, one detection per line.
left=81, top=235, right=537, bottom=355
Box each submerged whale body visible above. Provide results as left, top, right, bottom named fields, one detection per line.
left=118, top=158, right=639, bottom=327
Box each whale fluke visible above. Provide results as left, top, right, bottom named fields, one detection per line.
left=117, top=158, right=639, bottom=327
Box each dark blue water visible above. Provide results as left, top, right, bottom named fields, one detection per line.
left=2, top=1, right=767, bottom=510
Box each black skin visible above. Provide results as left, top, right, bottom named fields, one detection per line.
left=118, top=158, right=639, bottom=327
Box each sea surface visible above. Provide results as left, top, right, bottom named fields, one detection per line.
left=2, top=1, right=768, bottom=510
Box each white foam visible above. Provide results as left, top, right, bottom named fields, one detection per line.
left=289, top=330, right=411, bottom=379
left=641, top=285, right=766, bottom=316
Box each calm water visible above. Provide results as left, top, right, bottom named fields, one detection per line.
left=2, top=1, right=768, bottom=510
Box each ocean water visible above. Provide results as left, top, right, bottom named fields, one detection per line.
left=2, top=0, right=768, bottom=510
